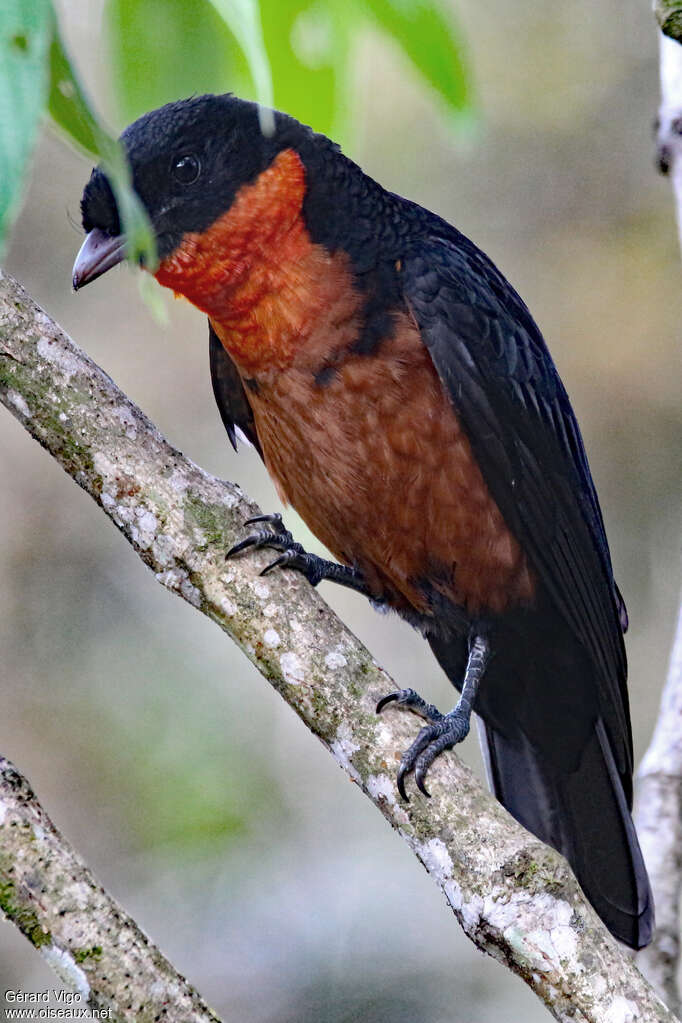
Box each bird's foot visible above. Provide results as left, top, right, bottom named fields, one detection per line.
left=377, top=688, right=471, bottom=799
left=227, top=513, right=371, bottom=595
left=226, top=512, right=322, bottom=583
left=376, top=633, right=490, bottom=800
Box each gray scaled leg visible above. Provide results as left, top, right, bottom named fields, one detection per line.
left=226, top=513, right=373, bottom=598
left=377, top=632, right=491, bottom=799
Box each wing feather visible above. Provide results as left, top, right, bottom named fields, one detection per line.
left=208, top=322, right=263, bottom=458
left=401, top=233, right=631, bottom=773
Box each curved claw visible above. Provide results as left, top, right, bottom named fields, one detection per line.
left=394, top=725, right=439, bottom=801
left=377, top=681, right=474, bottom=800
left=260, top=553, right=291, bottom=576
left=414, top=764, right=432, bottom=798
left=397, top=763, right=410, bottom=802
left=376, top=691, right=401, bottom=714
left=260, top=546, right=308, bottom=577
left=227, top=518, right=292, bottom=561
left=226, top=535, right=259, bottom=558
left=245, top=512, right=283, bottom=529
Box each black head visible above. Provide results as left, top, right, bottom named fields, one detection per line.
left=75, top=93, right=332, bottom=287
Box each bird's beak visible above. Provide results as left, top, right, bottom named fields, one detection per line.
left=72, top=229, right=127, bottom=290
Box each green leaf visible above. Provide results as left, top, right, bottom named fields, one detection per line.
left=44, top=21, right=158, bottom=276
left=97, top=136, right=159, bottom=275
left=259, top=0, right=339, bottom=137
left=105, top=0, right=471, bottom=154
left=360, top=0, right=472, bottom=117
left=204, top=0, right=274, bottom=132
left=47, top=27, right=103, bottom=157
left=0, top=0, right=53, bottom=247
left=137, top=273, right=168, bottom=326
left=106, top=0, right=251, bottom=125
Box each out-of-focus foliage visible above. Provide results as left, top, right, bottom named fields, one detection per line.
left=0, top=0, right=53, bottom=245
left=106, top=0, right=252, bottom=123
left=259, top=0, right=339, bottom=137
left=1, top=4, right=156, bottom=268
left=49, top=26, right=157, bottom=273
left=362, top=0, right=470, bottom=126
left=205, top=0, right=275, bottom=127
left=48, top=27, right=102, bottom=156
left=255, top=0, right=471, bottom=139
left=106, top=0, right=470, bottom=139
left=0, top=0, right=471, bottom=254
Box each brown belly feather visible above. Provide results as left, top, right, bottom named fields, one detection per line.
left=245, top=312, right=535, bottom=618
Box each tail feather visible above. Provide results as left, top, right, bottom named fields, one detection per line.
left=479, top=719, right=654, bottom=949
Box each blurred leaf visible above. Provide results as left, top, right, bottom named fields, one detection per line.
left=48, top=26, right=102, bottom=157
left=259, top=0, right=339, bottom=137
left=106, top=0, right=251, bottom=125
left=137, top=273, right=168, bottom=326
left=261, top=0, right=471, bottom=139
left=44, top=20, right=158, bottom=275
left=98, top=137, right=159, bottom=274
left=104, top=0, right=471, bottom=149
left=0, top=0, right=53, bottom=248
left=361, top=0, right=472, bottom=117
left=205, top=0, right=273, bottom=121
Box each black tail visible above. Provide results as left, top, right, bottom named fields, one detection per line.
left=479, top=718, right=653, bottom=949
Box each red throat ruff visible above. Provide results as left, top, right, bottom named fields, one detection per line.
left=155, top=148, right=353, bottom=376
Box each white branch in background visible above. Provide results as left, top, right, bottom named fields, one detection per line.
left=633, top=23, right=682, bottom=1011
left=657, top=34, right=682, bottom=250
left=636, top=603, right=682, bottom=1014
left=0, top=271, right=678, bottom=1022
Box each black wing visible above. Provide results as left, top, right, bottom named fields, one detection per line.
left=208, top=322, right=263, bottom=458
left=401, top=232, right=631, bottom=773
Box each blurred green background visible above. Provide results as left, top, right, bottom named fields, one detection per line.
left=1, top=0, right=681, bottom=1020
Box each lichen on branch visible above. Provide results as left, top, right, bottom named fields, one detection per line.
left=0, top=757, right=221, bottom=1023
left=656, top=0, right=682, bottom=42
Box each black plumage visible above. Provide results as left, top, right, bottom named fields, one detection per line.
left=209, top=323, right=262, bottom=456
left=75, top=93, right=653, bottom=949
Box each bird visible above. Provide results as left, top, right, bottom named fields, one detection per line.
left=72, top=93, right=653, bottom=949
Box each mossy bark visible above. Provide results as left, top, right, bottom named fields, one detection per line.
left=0, top=758, right=221, bottom=1022
left=656, top=0, right=682, bottom=42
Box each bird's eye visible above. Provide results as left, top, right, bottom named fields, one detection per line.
left=172, top=154, right=201, bottom=185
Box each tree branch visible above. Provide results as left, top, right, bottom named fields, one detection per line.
left=656, top=1, right=682, bottom=43
left=0, top=268, right=676, bottom=1022
left=635, top=22, right=682, bottom=1010
left=635, top=603, right=682, bottom=1013
left=0, top=756, right=222, bottom=1022
left=657, top=34, right=682, bottom=252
